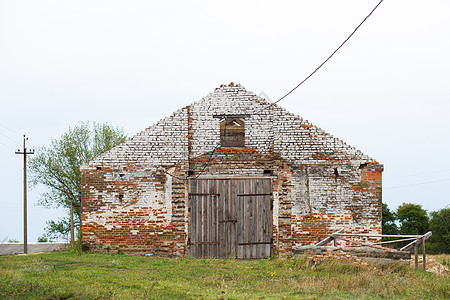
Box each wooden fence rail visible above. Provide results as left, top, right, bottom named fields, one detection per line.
left=315, top=230, right=432, bottom=270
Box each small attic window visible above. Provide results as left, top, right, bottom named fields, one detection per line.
left=220, top=118, right=245, bottom=147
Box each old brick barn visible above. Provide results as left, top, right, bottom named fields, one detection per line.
left=80, top=83, right=383, bottom=258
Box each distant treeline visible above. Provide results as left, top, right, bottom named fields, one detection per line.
left=382, top=203, right=449, bottom=253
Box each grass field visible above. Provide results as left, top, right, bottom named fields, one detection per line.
left=433, top=254, right=450, bottom=267
left=0, top=249, right=449, bottom=299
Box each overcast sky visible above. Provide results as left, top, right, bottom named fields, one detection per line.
left=1, top=0, right=449, bottom=243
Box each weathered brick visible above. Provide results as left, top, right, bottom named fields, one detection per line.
left=81, top=83, right=382, bottom=256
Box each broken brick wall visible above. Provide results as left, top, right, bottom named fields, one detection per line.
left=81, top=83, right=382, bottom=256
left=289, top=162, right=382, bottom=249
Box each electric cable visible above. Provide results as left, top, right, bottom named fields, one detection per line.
left=160, top=117, right=229, bottom=181
left=145, top=0, right=385, bottom=180
left=0, top=131, right=21, bottom=147
left=0, top=140, right=16, bottom=150
left=255, top=0, right=384, bottom=113
left=384, top=168, right=450, bottom=180
left=384, top=178, right=450, bottom=190
left=0, top=123, right=22, bottom=135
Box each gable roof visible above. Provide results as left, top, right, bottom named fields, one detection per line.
left=81, top=83, right=378, bottom=170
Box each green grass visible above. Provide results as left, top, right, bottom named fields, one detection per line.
left=0, top=250, right=448, bottom=299
left=432, top=254, right=450, bottom=267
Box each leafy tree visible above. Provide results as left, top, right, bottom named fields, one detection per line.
left=29, top=122, right=127, bottom=240
left=37, top=236, right=49, bottom=243
left=396, top=203, right=429, bottom=235
left=382, top=202, right=398, bottom=235
left=429, top=207, right=450, bottom=253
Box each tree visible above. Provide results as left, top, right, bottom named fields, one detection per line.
left=29, top=122, right=127, bottom=240
left=429, top=207, right=450, bottom=253
left=396, top=203, right=429, bottom=235
left=382, top=202, right=398, bottom=235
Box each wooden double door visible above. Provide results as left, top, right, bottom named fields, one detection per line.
left=189, top=178, right=272, bottom=258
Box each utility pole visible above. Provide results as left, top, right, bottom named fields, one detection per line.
left=15, top=135, right=34, bottom=254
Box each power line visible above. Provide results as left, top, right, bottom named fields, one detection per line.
left=191, top=116, right=230, bottom=179
left=384, top=168, right=450, bottom=180
left=256, top=0, right=384, bottom=113
left=0, top=140, right=16, bottom=150
left=384, top=178, right=450, bottom=190
left=162, top=117, right=229, bottom=181
left=132, top=1, right=386, bottom=181
left=0, top=123, right=22, bottom=135
left=0, top=131, right=21, bottom=147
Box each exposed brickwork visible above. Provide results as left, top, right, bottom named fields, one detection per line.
left=81, top=83, right=383, bottom=256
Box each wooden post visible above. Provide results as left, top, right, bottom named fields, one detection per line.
left=414, top=241, right=419, bottom=269
left=15, top=135, right=34, bottom=254
left=422, top=239, right=426, bottom=271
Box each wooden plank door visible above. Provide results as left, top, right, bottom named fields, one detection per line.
left=190, top=178, right=271, bottom=259
left=189, top=179, right=220, bottom=258
left=236, top=179, right=272, bottom=259
left=217, top=179, right=237, bottom=258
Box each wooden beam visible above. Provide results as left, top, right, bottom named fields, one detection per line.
left=335, top=236, right=398, bottom=251
left=372, top=237, right=417, bottom=245
left=213, top=114, right=251, bottom=119
left=400, top=232, right=432, bottom=251
left=315, top=228, right=344, bottom=246
left=422, top=239, right=426, bottom=271
left=334, top=233, right=422, bottom=238
left=414, top=242, right=419, bottom=269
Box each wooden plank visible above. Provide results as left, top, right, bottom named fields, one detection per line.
left=192, top=176, right=277, bottom=180
left=264, top=179, right=271, bottom=257
left=226, top=179, right=231, bottom=257
left=372, top=237, right=418, bottom=245
left=244, top=180, right=250, bottom=259
left=232, top=179, right=237, bottom=258
left=251, top=179, right=256, bottom=258
left=214, top=180, right=219, bottom=258
left=237, top=180, right=243, bottom=259
left=193, top=179, right=198, bottom=257
left=213, top=114, right=251, bottom=119
left=225, top=179, right=231, bottom=258
left=237, top=193, right=272, bottom=196
left=422, top=240, right=426, bottom=271
left=237, top=180, right=247, bottom=258
left=238, top=242, right=272, bottom=245
left=204, top=180, right=210, bottom=258
left=414, top=241, right=419, bottom=269
left=315, top=229, right=344, bottom=246
left=336, top=236, right=398, bottom=251
left=251, top=195, right=256, bottom=258
left=190, top=180, right=196, bottom=257
left=256, top=179, right=262, bottom=258
left=200, top=180, right=205, bottom=258
left=266, top=179, right=273, bottom=257
left=190, top=242, right=219, bottom=245
left=223, top=179, right=229, bottom=258
left=249, top=180, right=255, bottom=259
left=217, top=180, right=226, bottom=258
left=400, top=232, right=432, bottom=251
left=335, top=233, right=423, bottom=238
left=207, top=180, right=212, bottom=258
left=194, top=179, right=201, bottom=258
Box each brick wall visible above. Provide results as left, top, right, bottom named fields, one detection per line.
left=81, top=83, right=382, bottom=255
